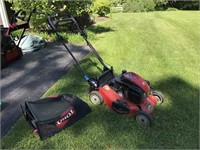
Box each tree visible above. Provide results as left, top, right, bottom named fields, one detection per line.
left=167, top=0, right=199, bottom=10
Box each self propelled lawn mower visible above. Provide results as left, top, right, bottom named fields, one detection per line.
left=47, top=9, right=164, bottom=127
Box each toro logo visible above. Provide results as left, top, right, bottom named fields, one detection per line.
left=56, top=107, right=76, bottom=128
left=142, top=81, right=147, bottom=86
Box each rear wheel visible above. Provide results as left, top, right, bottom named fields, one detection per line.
left=151, top=90, right=164, bottom=105
left=1, top=54, right=7, bottom=68
left=89, top=91, right=104, bottom=105
left=17, top=48, right=23, bottom=59
left=135, top=111, right=152, bottom=127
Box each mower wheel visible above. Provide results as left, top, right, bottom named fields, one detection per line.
left=135, top=111, right=152, bottom=127
left=89, top=91, right=103, bottom=105
left=17, top=49, right=23, bottom=59
left=151, top=90, right=164, bottom=105
left=1, top=54, right=7, bottom=68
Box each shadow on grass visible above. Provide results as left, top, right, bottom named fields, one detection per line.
left=81, top=76, right=199, bottom=149
left=87, top=25, right=115, bottom=34
left=150, top=77, right=199, bottom=149
left=1, top=57, right=199, bottom=149
left=66, top=74, right=198, bottom=149
left=45, top=65, right=199, bottom=149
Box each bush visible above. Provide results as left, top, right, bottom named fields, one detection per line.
left=167, top=1, right=199, bottom=10
left=111, top=6, right=123, bottom=13
left=154, top=0, right=168, bottom=10
left=6, top=0, right=93, bottom=32
left=142, top=0, right=156, bottom=11
left=123, top=0, right=156, bottom=13
left=166, top=7, right=179, bottom=11
left=123, top=0, right=141, bottom=12
left=91, top=0, right=111, bottom=17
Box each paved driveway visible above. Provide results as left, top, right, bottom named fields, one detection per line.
left=0, top=43, right=90, bottom=137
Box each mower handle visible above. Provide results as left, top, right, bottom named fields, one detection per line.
left=48, top=9, right=88, bottom=37
left=47, top=9, right=109, bottom=76
left=11, top=9, right=23, bottom=24
left=47, top=9, right=75, bottom=32
left=11, top=7, right=44, bottom=24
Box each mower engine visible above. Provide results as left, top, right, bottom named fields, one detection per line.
left=89, top=69, right=164, bottom=127
left=112, top=71, right=150, bottom=102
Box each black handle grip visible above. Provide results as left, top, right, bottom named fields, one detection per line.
left=14, top=10, right=22, bottom=17
left=47, top=8, right=88, bottom=39
left=47, top=9, right=74, bottom=32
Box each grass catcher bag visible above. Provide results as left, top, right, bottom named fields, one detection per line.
left=21, top=94, right=91, bottom=140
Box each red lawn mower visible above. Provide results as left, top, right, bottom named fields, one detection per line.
left=47, top=9, right=164, bottom=127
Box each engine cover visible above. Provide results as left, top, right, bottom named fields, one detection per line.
left=107, top=71, right=151, bottom=103
left=121, top=72, right=150, bottom=92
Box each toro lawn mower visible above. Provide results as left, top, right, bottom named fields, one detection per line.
left=47, top=9, right=164, bottom=127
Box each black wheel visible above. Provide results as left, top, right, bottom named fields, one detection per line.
left=89, top=91, right=104, bottom=105
left=135, top=111, right=152, bottom=127
left=17, top=48, right=23, bottom=59
left=151, top=90, right=164, bottom=105
left=1, top=54, right=7, bottom=68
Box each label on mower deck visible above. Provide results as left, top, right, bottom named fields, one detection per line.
left=56, top=107, right=76, bottom=128
left=103, top=85, right=110, bottom=91
left=142, top=81, right=147, bottom=86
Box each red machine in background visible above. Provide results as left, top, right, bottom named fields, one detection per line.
left=1, top=8, right=36, bottom=68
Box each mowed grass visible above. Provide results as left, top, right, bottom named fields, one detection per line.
left=1, top=11, right=199, bottom=149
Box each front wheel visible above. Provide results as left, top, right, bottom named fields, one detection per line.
left=89, top=91, right=104, bottom=105
left=151, top=90, right=164, bottom=105
left=135, top=111, right=152, bottom=127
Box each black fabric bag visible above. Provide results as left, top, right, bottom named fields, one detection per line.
left=21, top=94, right=91, bottom=140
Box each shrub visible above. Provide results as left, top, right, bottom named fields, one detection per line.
left=123, top=0, right=156, bottom=13
left=110, top=0, right=121, bottom=7
left=123, top=0, right=141, bottom=12
left=166, top=7, right=179, bottom=11
left=6, top=0, right=93, bottom=32
left=111, top=6, right=123, bottom=13
left=154, top=0, right=168, bottom=10
left=142, top=0, right=156, bottom=12
left=167, top=1, right=199, bottom=10
left=91, top=0, right=111, bottom=17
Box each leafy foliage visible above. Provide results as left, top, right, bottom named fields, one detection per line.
left=6, top=0, right=92, bottom=32
left=110, top=0, right=123, bottom=7
left=166, top=7, right=178, bottom=11
left=123, top=0, right=156, bottom=12
left=154, top=0, right=168, bottom=10
left=167, top=0, right=199, bottom=10
left=116, top=0, right=198, bottom=12
left=91, top=0, right=111, bottom=17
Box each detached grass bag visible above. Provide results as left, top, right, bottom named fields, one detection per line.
left=21, top=94, right=91, bottom=140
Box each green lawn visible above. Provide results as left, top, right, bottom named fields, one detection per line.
left=1, top=11, right=199, bottom=149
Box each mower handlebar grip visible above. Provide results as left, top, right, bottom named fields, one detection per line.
left=47, top=9, right=74, bottom=32
left=11, top=7, right=38, bottom=24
